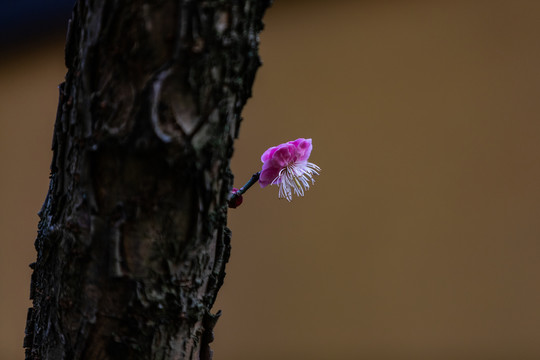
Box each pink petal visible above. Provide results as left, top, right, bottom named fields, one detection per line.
left=292, top=138, right=312, bottom=162
left=261, top=145, right=278, bottom=163
left=271, top=145, right=294, bottom=167
left=259, top=163, right=280, bottom=187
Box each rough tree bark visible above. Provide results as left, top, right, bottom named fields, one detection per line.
left=24, top=1, right=271, bottom=359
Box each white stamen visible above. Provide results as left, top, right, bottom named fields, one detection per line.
left=271, top=161, right=321, bottom=202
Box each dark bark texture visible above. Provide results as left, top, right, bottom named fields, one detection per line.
left=24, top=1, right=271, bottom=359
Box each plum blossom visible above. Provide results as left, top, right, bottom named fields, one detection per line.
left=259, top=138, right=321, bottom=201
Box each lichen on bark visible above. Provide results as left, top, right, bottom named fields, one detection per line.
left=24, top=1, right=271, bottom=359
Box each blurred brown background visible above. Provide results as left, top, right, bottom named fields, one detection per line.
left=2, top=1, right=540, bottom=359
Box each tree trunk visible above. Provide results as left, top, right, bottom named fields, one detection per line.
left=24, top=1, right=271, bottom=359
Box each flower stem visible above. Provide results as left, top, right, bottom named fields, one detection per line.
left=229, top=171, right=260, bottom=202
